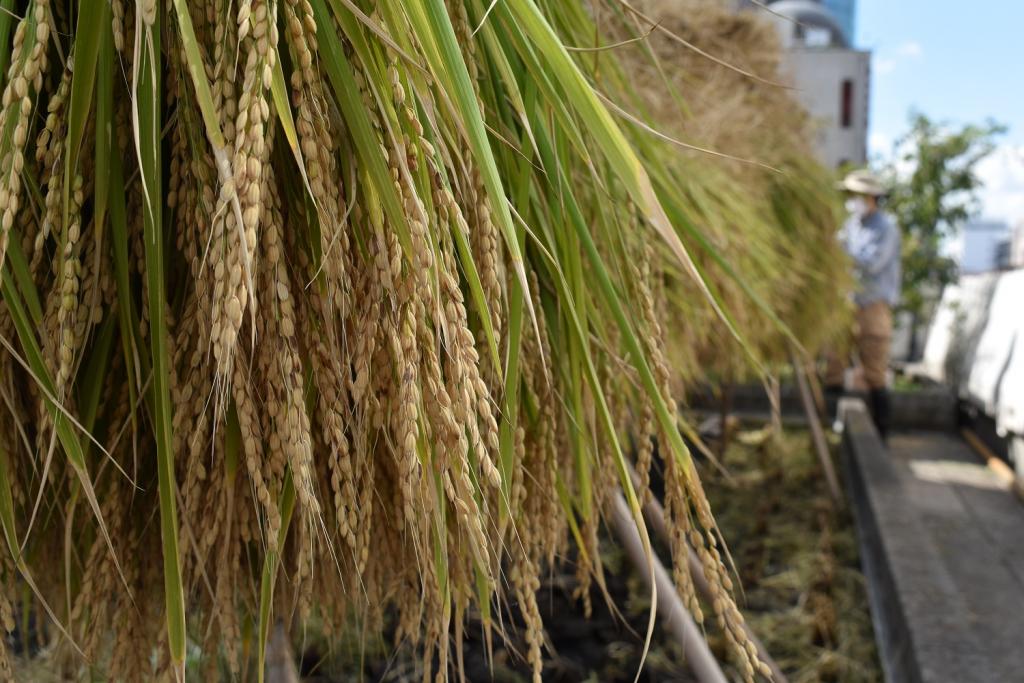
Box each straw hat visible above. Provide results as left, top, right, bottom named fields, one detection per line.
left=837, top=169, right=886, bottom=196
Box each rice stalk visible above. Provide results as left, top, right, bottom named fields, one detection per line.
left=0, top=1, right=846, bottom=681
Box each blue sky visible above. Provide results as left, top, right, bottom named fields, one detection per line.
left=855, top=0, right=1024, bottom=224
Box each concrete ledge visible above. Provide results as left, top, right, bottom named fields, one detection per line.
left=889, top=386, right=957, bottom=432
left=842, top=403, right=921, bottom=683
left=842, top=403, right=1023, bottom=683
left=688, top=384, right=956, bottom=431
left=687, top=383, right=804, bottom=416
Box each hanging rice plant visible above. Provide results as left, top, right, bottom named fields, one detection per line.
left=0, top=0, right=841, bottom=680
left=588, top=0, right=853, bottom=384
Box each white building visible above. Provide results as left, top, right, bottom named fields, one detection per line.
left=763, top=1, right=871, bottom=170
left=960, top=221, right=1011, bottom=274
left=1011, top=220, right=1024, bottom=268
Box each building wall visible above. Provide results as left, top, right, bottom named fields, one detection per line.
left=961, top=221, right=1010, bottom=274
left=779, top=48, right=871, bottom=169
left=1011, top=221, right=1024, bottom=268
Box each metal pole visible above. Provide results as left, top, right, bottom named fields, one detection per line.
left=791, top=350, right=843, bottom=505
left=609, top=492, right=729, bottom=683
left=630, top=467, right=790, bottom=683
left=265, top=621, right=300, bottom=683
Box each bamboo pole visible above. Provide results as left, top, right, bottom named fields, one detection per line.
left=804, top=358, right=828, bottom=420
left=768, top=375, right=782, bottom=435
left=627, top=467, right=790, bottom=683
left=265, top=622, right=300, bottom=683
left=960, top=428, right=1019, bottom=492
left=609, top=492, right=729, bottom=683
left=790, top=349, right=843, bottom=505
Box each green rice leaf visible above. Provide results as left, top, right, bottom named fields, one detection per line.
left=133, top=11, right=187, bottom=669
left=257, top=471, right=296, bottom=683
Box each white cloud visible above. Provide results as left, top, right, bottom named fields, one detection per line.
left=875, top=141, right=1024, bottom=226
left=873, top=40, right=924, bottom=77
left=874, top=57, right=896, bottom=75
left=976, top=145, right=1024, bottom=225
left=896, top=41, right=924, bottom=59
left=869, top=132, right=893, bottom=159
left=879, top=133, right=918, bottom=178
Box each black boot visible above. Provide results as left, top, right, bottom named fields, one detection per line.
left=868, top=388, right=891, bottom=441
left=824, top=385, right=844, bottom=421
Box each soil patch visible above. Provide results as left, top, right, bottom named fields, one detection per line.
left=701, top=429, right=882, bottom=682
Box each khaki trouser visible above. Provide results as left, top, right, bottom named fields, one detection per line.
left=825, top=301, right=892, bottom=390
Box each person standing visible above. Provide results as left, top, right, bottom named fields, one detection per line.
left=826, top=169, right=901, bottom=439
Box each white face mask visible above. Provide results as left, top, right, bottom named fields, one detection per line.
left=845, top=197, right=870, bottom=217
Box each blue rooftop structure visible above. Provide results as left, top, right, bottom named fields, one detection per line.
left=766, top=0, right=857, bottom=47
left=822, top=0, right=856, bottom=45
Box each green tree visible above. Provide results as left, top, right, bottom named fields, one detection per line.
left=884, top=112, right=1005, bottom=357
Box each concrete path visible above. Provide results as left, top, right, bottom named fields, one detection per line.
left=843, top=408, right=1024, bottom=683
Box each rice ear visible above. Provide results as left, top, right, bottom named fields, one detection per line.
left=0, top=1, right=844, bottom=680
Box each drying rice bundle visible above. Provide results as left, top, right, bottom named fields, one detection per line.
left=0, top=0, right=836, bottom=680
left=593, top=0, right=852, bottom=382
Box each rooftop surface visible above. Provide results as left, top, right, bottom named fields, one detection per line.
left=844, top=413, right=1024, bottom=682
